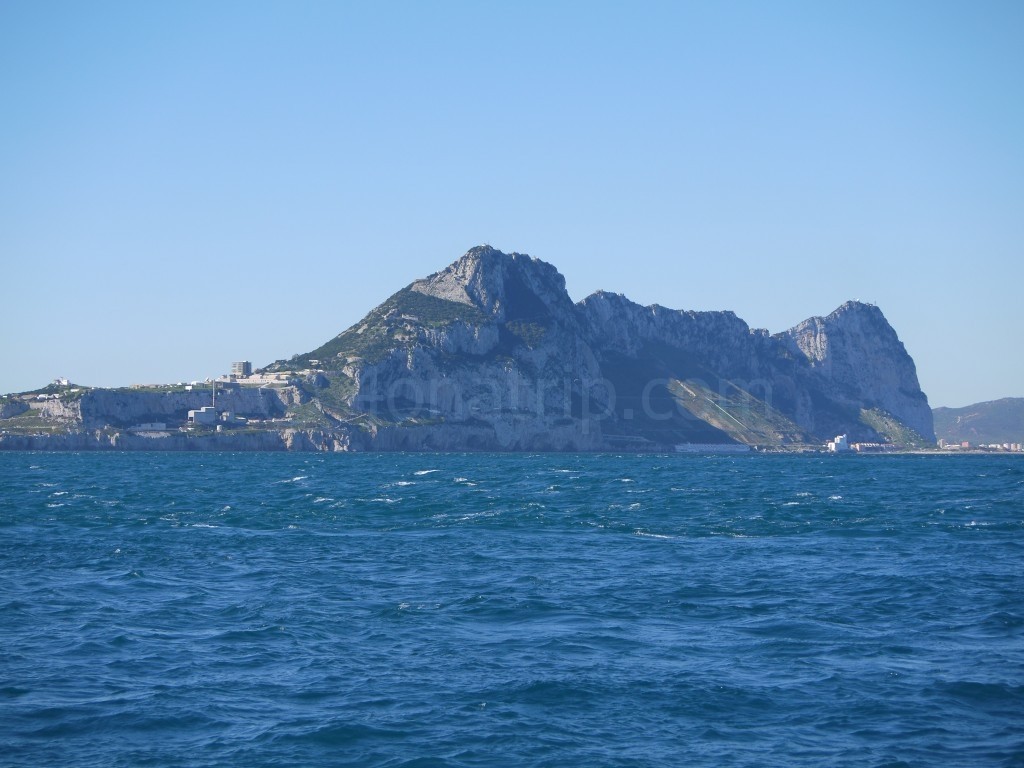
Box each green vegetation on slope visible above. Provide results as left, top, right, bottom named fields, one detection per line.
left=0, top=409, right=71, bottom=434
left=670, top=378, right=811, bottom=446
left=859, top=407, right=933, bottom=448
left=597, top=343, right=811, bottom=447
left=283, top=287, right=490, bottom=368
left=505, top=320, right=548, bottom=348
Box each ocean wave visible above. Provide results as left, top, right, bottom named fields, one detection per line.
left=2, top=451, right=1022, bottom=767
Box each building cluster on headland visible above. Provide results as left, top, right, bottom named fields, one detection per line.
left=181, top=361, right=295, bottom=431
left=826, top=434, right=906, bottom=453
left=825, top=433, right=1023, bottom=454
left=936, top=438, right=1023, bottom=453
left=0, top=363, right=310, bottom=437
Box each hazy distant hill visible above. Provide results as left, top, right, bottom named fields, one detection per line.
left=933, top=398, right=1024, bottom=445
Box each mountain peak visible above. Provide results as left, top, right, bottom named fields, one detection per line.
left=828, top=300, right=885, bottom=322
left=274, top=246, right=933, bottom=449
left=778, top=300, right=933, bottom=440
left=410, top=246, right=571, bottom=322
left=781, top=300, right=893, bottom=361
left=463, top=244, right=503, bottom=260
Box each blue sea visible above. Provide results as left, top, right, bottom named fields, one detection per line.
left=1, top=452, right=1022, bottom=767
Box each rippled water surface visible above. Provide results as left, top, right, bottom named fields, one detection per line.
left=1, top=452, right=1023, bottom=767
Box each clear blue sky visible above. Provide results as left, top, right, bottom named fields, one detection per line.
left=2, top=1, right=1021, bottom=408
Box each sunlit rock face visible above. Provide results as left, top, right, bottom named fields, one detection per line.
left=1, top=246, right=934, bottom=451
left=282, top=246, right=933, bottom=449
left=778, top=301, right=934, bottom=441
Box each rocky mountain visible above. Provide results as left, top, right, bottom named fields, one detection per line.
left=264, top=245, right=934, bottom=450
left=1, top=246, right=935, bottom=451
left=777, top=301, right=934, bottom=443
left=933, top=398, right=1024, bottom=446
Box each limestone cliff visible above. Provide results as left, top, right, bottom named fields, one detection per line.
left=2, top=246, right=934, bottom=451
left=267, top=246, right=933, bottom=449
left=264, top=247, right=603, bottom=450
left=58, top=386, right=297, bottom=428
left=777, top=302, right=934, bottom=441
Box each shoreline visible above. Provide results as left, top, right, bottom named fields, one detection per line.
left=1, top=431, right=1021, bottom=456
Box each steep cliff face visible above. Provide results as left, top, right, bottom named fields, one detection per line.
left=14, top=386, right=298, bottom=430
left=273, top=246, right=933, bottom=449
left=411, top=246, right=578, bottom=325
left=577, top=291, right=762, bottom=376
left=33, top=398, right=82, bottom=422
left=0, top=400, right=29, bottom=419
left=778, top=302, right=934, bottom=440
left=284, top=246, right=606, bottom=450
left=1, top=246, right=935, bottom=451
left=75, top=386, right=297, bottom=427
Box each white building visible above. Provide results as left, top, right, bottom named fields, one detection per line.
left=219, top=410, right=247, bottom=425
left=187, top=407, right=218, bottom=426
left=239, top=372, right=295, bottom=386
left=827, top=434, right=850, bottom=452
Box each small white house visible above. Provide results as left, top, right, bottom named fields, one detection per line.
left=187, top=406, right=218, bottom=426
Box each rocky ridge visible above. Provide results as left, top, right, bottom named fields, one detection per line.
left=1, top=246, right=935, bottom=451
left=268, top=245, right=933, bottom=450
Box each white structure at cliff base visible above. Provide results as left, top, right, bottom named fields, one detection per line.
left=187, top=407, right=218, bottom=426
left=827, top=434, right=850, bottom=452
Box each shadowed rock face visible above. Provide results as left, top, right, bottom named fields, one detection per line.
left=276, top=246, right=934, bottom=449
